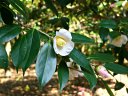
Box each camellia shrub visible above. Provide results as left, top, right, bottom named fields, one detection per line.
left=0, top=0, right=128, bottom=95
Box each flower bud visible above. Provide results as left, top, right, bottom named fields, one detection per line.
left=96, top=65, right=110, bottom=78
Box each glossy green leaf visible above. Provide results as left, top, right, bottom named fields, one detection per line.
left=11, top=36, right=27, bottom=71
left=81, top=67, right=97, bottom=89
left=58, top=60, right=69, bottom=91
left=105, top=63, right=128, bottom=74
left=88, top=53, right=116, bottom=63
left=115, top=82, right=125, bottom=90
left=101, top=79, right=114, bottom=96
left=21, top=29, right=40, bottom=73
left=99, top=19, right=117, bottom=29
left=36, top=43, right=56, bottom=87
left=69, top=48, right=97, bottom=89
left=8, top=0, right=28, bottom=20
left=72, top=33, right=94, bottom=44
left=11, top=29, right=40, bottom=73
left=0, top=24, right=21, bottom=43
left=44, top=0, right=58, bottom=16
left=69, top=48, right=91, bottom=72
left=0, top=44, right=8, bottom=69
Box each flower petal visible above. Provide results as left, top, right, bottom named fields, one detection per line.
left=110, top=35, right=128, bottom=47
left=121, top=35, right=128, bottom=45
left=58, top=40, right=74, bottom=56
left=53, top=36, right=59, bottom=54
left=111, top=36, right=123, bottom=47
left=56, top=29, right=72, bottom=40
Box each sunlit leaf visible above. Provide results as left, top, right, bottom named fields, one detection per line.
left=0, top=24, right=21, bottom=43
left=36, top=43, right=56, bottom=87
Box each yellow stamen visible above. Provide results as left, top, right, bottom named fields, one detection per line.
left=56, top=36, right=66, bottom=47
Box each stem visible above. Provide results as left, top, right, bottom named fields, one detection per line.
left=38, top=29, right=52, bottom=39
left=57, top=64, right=82, bottom=73
left=68, top=66, right=83, bottom=73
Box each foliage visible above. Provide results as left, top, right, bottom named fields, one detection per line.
left=0, top=0, right=128, bottom=95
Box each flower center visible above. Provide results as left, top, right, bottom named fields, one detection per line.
left=56, top=36, right=66, bottom=47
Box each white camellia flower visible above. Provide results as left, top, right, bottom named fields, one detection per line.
left=107, top=34, right=128, bottom=47
left=53, top=29, right=74, bottom=56
left=122, top=0, right=128, bottom=10
left=111, top=35, right=128, bottom=47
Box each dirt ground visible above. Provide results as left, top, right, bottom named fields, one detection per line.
left=0, top=64, right=127, bottom=96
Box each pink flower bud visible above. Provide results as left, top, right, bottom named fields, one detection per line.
left=110, top=3, right=115, bottom=8
left=96, top=65, right=110, bottom=78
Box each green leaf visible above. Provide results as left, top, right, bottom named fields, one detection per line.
left=101, top=79, right=114, bottom=96
left=57, top=0, right=75, bottom=7
left=72, top=33, right=94, bottom=44
left=88, top=53, right=116, bottom=63
left=36, top=43, right=56, bottom=87
left=58, top=60, right=69, bottom=91
left=0, top=24, right=21, bottom=43
left=69, top=48, right=97, bottom=89
left=44, top=0, right=58, bottom=16
left=99, top=19, right=117, bottom=29
left=0, top=6, right=14, bottom=25
left=69, top=48, right=90, bottom=72
left=11, top=29, right=40, bottom=73
left=105, top=63, right=128, bottom=74
left=60, top=17, right=69, bottom=30
left=99, top=28, right=109, bottom=42
left=21, top=29, right=40, bottom=73
left=109, top=32, right=120, bottom=39
left=8, top=0, right=28, bottom=20
left=0, top=44, right=8, bottom=69
left=11, top=36, right=27, bottom=71
left=49, top=18, right=59, bottom=25
left=115, top=82, right=125, bottom=90
left=81, top=67, right=97, bottom=89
